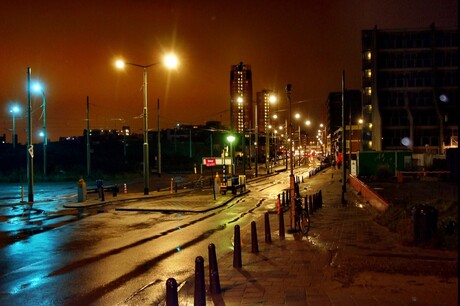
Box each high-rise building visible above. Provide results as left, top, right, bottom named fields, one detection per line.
left=362, top=24, right=458, bottom=153
left=230, top=62, right=253, bottom=133
left=255, top=89, right=276, bottom=134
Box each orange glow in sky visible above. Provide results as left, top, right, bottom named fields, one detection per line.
left=0, top=0, right=457, bottom=143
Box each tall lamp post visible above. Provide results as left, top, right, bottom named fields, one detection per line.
left=32, top=83, right=47, bottom=179
left=227, top=135, right=235, bottom=176
left=319, top=123, right=327, bottom=156
left=10, top=105, right=20, bottom=149
left=115, top=54, right=178, bottom=195
left=285, top=84, right=296, bottom=231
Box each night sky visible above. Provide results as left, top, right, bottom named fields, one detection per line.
left=0, top=0, right=457, bottom=143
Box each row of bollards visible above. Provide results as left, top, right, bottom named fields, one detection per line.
left=305, top=190, right=323, bottom=215
left=164, top=191, right=322, bottom=305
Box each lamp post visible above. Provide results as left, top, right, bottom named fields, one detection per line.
left=115, top=54, right=178, bottom=195
left=319, top=123, right=327, bottom=157
left=305, top=120, right=311, bottom=161
left=285, top=84, right=296, bottom=231
left=32, top=83, right=47, bottom=179
left=227, top=135, right=235, bottom=176
left=10, top=105, right=20, bottom=149
left=26, top=67, right=34, bottom=203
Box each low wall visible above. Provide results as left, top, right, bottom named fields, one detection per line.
left=348, top=175, right=390, bottom=213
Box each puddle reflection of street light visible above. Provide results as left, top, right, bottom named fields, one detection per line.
left=115, top=53, right=178, bottom=195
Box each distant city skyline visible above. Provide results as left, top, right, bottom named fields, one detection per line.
left=0, top=0, right=457, bottom=143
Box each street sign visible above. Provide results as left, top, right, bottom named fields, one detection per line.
left=205, top=158, right=216, bottom=167
left=28, top=145, right=34, bottom=158
left=202, top=157, right=232, bottom=166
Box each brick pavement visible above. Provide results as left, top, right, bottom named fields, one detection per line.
left=160, top=167, right=458, bottom=306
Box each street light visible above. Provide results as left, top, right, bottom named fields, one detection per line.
left=115, top=53, right=178, bottom=195
left=285, top=84, right=296, bottom=231
left=32, top=82, right=47, bottom=179
left=319, top=123, right=327, bottom=156
left=227, top=135, right=235, bottom=176
left=9, top=105, right=20, bottom=149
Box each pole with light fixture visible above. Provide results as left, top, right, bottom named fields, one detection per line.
left=115, top=54, right=178, bottom=195
left=227, top=135, right=235, bottom=176
left=32, top=82, right=47, bottom=179
left=27, top=67, right=34, bottom=203
left=285, top=84, right=296, bottom=231
left=10, top=105, right=20, bottom=150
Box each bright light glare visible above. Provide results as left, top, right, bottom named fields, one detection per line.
left=237, top=97, right=243, bottom=103
left=32, top=83, right=43, bottom=93
left=305, top=120, right=311, bottom=126
left=269, top=95, right=277, bottom=103
left=115, top=60, right=125, bottom=69
left=227, top=135, right=236, bottom=143
left=164, top=54, right=178, bottom=69
left=10, top=106, right=20, bottom=114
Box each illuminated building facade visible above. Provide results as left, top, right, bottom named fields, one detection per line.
left=362, top=24, right=458, bottom=153
left=230, top=62, right=253, bottom=133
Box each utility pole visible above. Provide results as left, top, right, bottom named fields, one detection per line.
left=27, top=67, right=34, bottom=203
left=341, top=70, right=347, bottom=205
left=286, top=84, right=296, bottom=231
left=86, top=96, right=91, bottom=177
left=157, top=99, right=161, bottom=176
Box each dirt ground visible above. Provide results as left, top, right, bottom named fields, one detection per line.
left=366, top=176, right=458, bottom=250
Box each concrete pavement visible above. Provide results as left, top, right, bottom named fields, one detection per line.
left=155, top=167, right=458, bottom=306
left=61, top=165, right=458, bottom=305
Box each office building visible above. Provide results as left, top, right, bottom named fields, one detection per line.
left=230, top=62, right=253, bottom=133
left=362, top=24, right=458, bottom=153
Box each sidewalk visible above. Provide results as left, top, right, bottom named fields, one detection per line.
left=160, top=167, right=458, bottom=306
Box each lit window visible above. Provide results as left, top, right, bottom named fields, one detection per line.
left=366, top=51, right=372, bottom=60
left=366, top=87, right=372, bottom=95
left=365, top=69, right=372, bottom=78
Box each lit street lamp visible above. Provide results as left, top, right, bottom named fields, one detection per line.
left=227, top=135, right=235, bottom=176
left=10, top=105, right=20, bottom=149
left=319, top=123, right=327, bottom=156
left=32, top=82, right=47, bottom=179
left=115, top=53, right=178, bottom=195
left=285, top=84, right=296, bottom=231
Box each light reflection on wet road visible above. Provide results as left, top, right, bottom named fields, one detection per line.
left=0, top=168, right=316, bottom=305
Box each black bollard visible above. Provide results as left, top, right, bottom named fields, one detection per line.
left=194, top=256, right=206, bottom=306
left=165, top=278, right=178, bottom=306
left=304, top=195, right=308, bottom=211
left=100, top=187, right=105, bottom=202
left=208, top=243, right=221, bottom=294
left=319, top=190, right=323, bottom=208
left=279, top=208, right=285, bottom=239
left=309, top=195, right=314, bottom=215
left=251, top=221, right=259, bottom=253
left=282, top=191, right=285, bottom=206
left=233, top=225, right=242, bottom=268
left=301, top=176, right=304, bottom=183
left=264, top=212, right=272, bottom=243
left=313, top=193, right=317, bottom=212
